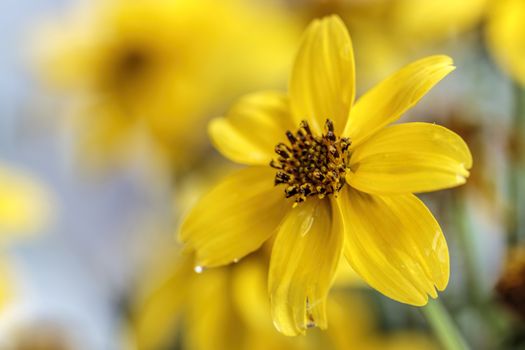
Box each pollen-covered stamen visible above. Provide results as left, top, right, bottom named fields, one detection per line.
left=270, top=119, right=351, bottom=205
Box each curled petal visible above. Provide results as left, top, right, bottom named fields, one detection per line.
left=269, top=199, right=343, bottom=336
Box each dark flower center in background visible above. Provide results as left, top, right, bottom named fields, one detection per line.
left=271, top=119, right=351, bottom=205
left=110, top=45, right=154, bottom=90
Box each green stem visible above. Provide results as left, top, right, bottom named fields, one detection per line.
left=453, top=194, right=483, bottom=302
left=421, top=299, right=470, bottom=350
left=452, top=194, right=510, bottom=344
left=510, top=83, right=525, bottom=245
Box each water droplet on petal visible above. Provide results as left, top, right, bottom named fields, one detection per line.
left=272, top=319, right=283, bottom=333
left=300, top=216, right=314, bottom=237
left=233, top=258, right=239, bottom=263
left=194, top=265, right=204, bottom=274
left=306, top=321, right=317, bottom=329
left=456, top=174, right=466, bottom=183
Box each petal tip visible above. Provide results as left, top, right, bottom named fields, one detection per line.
left=207, top=118, right=223, bottom=146
left=271, top=311, right=305, bottom=337
left=430, top=54, right=454, bottom=65
left=436, top=272, right=450, bottom=292
left=411, top=294, right=430, bottom=307
left=324, top=14, right=344, bottom=25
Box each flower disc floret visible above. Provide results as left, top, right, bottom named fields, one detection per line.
left=270, top=119, right=351, bottom=205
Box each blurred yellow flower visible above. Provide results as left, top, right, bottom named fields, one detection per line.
left=0, top=163, right=53, bottom=237
left=0, top=163, right=53, bottom=315
left=179, top=15, right=472, bottom=335
left=37, top=0, right=298, bottom=169
left=133, top=250, right=436, bottom=350
left=486, top=0, right=525, bottom=85
left=388, top=0, right=488, bottom=42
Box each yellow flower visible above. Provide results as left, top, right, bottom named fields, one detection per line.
left=486, top=0, right=525, bottom=85
left=37, top=0, right=298, bottom=169
left=179, top=15, right=472, bottom=336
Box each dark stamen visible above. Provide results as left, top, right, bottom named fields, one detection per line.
left=270, top=119, right=352, bottom=205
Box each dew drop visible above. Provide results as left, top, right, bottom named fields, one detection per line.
left=233, top=258, right=239, bottom=263
left=306, top=321, right=317, bottom=329
left=300, top=216, right=314, bottom=237
left=272, top=319, right=283, bottom=333
left=194, top=265, right=204, bottom=274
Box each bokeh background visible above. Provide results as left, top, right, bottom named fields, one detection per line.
left=0, top=0, right=524, bottom=349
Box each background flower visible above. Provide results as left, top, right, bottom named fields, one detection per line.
left=35, top=0, right=299, bottom=170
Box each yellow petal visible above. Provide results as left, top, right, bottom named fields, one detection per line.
left=184, top=267, right=244, bottom=350
left=290, top=15, right=355, bottom=135
left=269, top=198, right=343, bottom=336
left=231, top=254, right=274, bottom=333
left=333, top=257, right=363, bottom=287
left=343, top=56, right=455, bottom=147
left=325, top=292, right=374, bottom=350
left=209, top=91, right=294, bottom=165
left=486, top=0, right=525, bottom=85
left=133, top=253, right=193, bottom=350
left=347, top=122, right=472, bottom=194
left=338, top=188, right=449, bottom=306
left=178, top=166, right=289, bottom=268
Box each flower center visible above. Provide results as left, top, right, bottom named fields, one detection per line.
left=270, top=119, right=351, bottom=205
left=107, top=45, right=153, bottom=91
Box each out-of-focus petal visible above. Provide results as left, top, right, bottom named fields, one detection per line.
left=325, top=292, right=374, bottom=349
left=209, top=92, right=294, bottom=165
left=486, top=0, right=525, bottom=85
left=231, top=254, right=274, bottom=332
left=290, top=15, right=355, bottom=134
left=347, top=122, right=472, bottom=194
left=338, top=188, right=449, bottom=306
left=269, top=199, right=343, bottom=336
left=343, top=55, right=455, bottom=147
left=0, top=165, right=54, bottom=237
left=392, top=0, right=488, bottom=42
left=133, top=253, right=193, bottom=350
left=184, top=267, right=243, bottom=350
left=333, top=257, right=363, bottom=287
left=178, top=167, right=289, bottom=268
